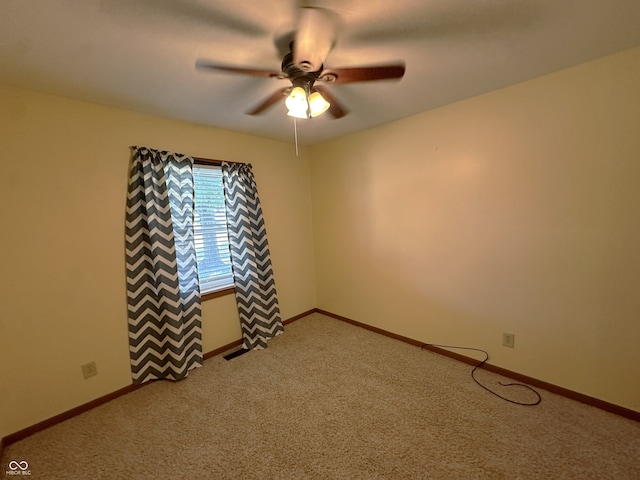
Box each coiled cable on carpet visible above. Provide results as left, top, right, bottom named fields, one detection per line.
left=420, top=343, right=542, bottom=406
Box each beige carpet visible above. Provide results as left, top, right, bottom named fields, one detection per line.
left=3, top=313, right=639, bottom=479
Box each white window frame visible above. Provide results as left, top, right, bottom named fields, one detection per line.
left=193, top=163, right=234, bottom=296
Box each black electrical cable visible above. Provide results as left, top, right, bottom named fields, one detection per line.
left=421, top=343, right=542, bottom=406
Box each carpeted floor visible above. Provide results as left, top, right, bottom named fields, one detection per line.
left=3, top=313, right=640, bottom=479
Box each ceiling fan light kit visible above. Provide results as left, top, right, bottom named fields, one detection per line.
left=282, top=49, right=331, bottom=119
left=285, top=86, right=330, bottom=119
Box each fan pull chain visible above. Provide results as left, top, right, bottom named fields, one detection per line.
left=294, top=117, right=299, bottom=156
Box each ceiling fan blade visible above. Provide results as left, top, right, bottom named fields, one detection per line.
left=104, top=0, right=268, bottom=37
left=320, top=63, right=405, bottom=85
left=196, top=60, right=281, bottom=79
left=347, top=2, right=541, bottom=44
left=314, top=86, right=348, bottom=119
left=247, top=88, right=290, bottom=115
left=294, top=7, right=338, bottom=72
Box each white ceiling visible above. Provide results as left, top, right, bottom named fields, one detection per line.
left=1, top=0, right=640, bottom=145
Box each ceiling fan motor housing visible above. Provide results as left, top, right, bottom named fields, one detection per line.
left=282, top=51, right=323, bottom=89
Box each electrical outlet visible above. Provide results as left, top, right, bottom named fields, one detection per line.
left=81, top=361, right=97, bottom=379
left=502, top=333, right=515, bottom=348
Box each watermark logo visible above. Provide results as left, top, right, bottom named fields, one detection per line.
left=5, top=461, right=30, bottom=476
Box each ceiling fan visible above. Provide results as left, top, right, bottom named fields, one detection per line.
left=196, top=7, right=406, bottom=120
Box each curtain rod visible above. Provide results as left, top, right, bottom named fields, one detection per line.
left=193, top=156, right=246, bottom=166
left=130, top=147, right=246, bottom=167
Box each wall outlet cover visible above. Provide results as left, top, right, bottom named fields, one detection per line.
left=81, top=361, right=98, bottom=379
left=502, top=333, right=515, bottom=348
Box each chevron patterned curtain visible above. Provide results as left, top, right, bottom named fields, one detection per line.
left=222, top=162, right=284, bottom=350
left=125, top=146, right=203, bottom=384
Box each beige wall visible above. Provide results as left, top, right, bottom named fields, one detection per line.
left=310, top=47, right=640, bottom=411
left=0, top=85, right=316, bottom=438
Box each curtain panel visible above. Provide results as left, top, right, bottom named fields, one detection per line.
left=222, top=162, right=284, bottom=350
left=125, top=146, right=203, bottom=383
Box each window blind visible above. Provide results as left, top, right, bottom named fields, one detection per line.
left=193, top=164, right=234, bottom=293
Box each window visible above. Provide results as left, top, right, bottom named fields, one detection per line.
left=193, top=164, right=234, bottom=295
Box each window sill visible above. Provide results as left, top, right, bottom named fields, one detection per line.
left=201, top=287, right=235, bottom=302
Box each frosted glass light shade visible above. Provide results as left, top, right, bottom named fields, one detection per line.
left=285, top=87, right=308, bottom=118
left=308, top=91, right=330, bottom=117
